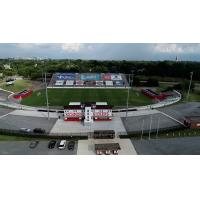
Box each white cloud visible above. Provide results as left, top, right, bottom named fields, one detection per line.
left=62, top=43, right=84, bottom=52
left=88, top=45, right=92, bottom=50
left=19, top=43, right=33, bottom=49
left=34, top=43, right=46, bottom=45
left=154, top=43, right=183, bottom=53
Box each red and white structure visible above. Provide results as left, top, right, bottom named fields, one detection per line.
left=63, top=102, right=113, bottom=123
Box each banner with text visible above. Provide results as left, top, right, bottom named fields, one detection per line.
left=66, top=80, right=74, bottom=85
left=111, top=75, right=122, bottom=80
left=115, top=81, right=123, bottom=86
left=76, top=80, right=84, bottom=85
left=57, top=75, right=76, bottom=80
left=104, top=75, right=111, bottom=80
left=81, top=75, right=99, bottom=80
left=96, top=81, right=103, bottom=86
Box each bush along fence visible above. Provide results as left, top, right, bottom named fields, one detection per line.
left=0, top=129, right=88, bottom=140
left=119, top=125, right=189, bottom=139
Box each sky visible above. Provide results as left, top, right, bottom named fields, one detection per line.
left=1, top=43, right=200, bottom=61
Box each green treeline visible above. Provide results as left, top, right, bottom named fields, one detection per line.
left=0, top=59, right=200, bottom=81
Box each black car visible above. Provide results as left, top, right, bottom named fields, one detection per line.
left=68, top=141, right=75, bottom=150
left=48, top=141, right=56, bottom=149
left=30, top=140, right=39, bottom=148
left=33, top=128, right=45, bottom=134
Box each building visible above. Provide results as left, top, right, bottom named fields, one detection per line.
left=175, top=56, right=178, bottom=62
left=63, top=102, right=114, bottom=124
left=183, top=116, right=200, bottom=129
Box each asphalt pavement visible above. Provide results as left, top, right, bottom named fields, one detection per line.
left=121, top=113, right=180, bottom=132
left=131, top=136, right=200, bottom=155
left=157, top=102, right=200, bottom=121
left=0, top=108, right=14, bottom=117
left=0, top=114, right=58, bottom=133
left=0, top=141, right=78, bottom=155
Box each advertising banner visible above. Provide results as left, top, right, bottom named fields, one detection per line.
left=96, top=81, right=103, bottom=86
left=76, top=80, right=84, bottom=85
left=66, top=80, right=74, bottom=85
left=111, top=75, right=122, bottom=80
left=115, top=81, right=123, bottom=86
left=56, top=75, right=76, bottom=80
left=105, top=81, right=113, bottom=86
left=104, top=75, right=111, bottom=80
left=81, top=75, right=99, bottom=80
left=55, top=80, right=64, bottom=85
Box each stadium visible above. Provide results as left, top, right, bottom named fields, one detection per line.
left=1, top=71, right=199, bottom=155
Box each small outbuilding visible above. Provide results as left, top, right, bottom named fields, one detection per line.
left=183, top=116, right=200, bottom=129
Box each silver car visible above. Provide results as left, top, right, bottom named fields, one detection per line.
left=19, top=128, right=31, bottom=133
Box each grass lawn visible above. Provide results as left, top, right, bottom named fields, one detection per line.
left=20, top=89, right=154, bottom=107
left=0, top=80, right=34, bottom=93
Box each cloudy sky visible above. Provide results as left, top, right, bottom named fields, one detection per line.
left=0, top=43, right=200, bottom=61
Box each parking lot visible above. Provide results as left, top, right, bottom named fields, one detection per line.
left=131, top=136, right=200, bottom=155
left=0, top=141, right=78, bottom=155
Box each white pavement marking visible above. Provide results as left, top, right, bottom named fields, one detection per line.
left=0, top=113, right=13, bottom=119
left=10, top=110, right=59, bottom=118
left=77, top=138, right=137, bottom=155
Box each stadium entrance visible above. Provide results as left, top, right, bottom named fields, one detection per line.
left=63, top=102, right=114, bottom=124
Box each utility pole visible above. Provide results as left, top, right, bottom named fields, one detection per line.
left=126, top=74, right=130, bottom=120
left=186, top=72, right=193, bottom=106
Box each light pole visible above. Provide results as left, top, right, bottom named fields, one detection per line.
left=156, top=117, right=160, bottom=138
left=131, top=70, right=134, bottom=88
left=149, top=114, right=153, bottom=139
left=45, top=73, right=52, bottom=120
left=186, top=72, right=193, bottom=106
left=126, top=74, right=130, bottom=120
left=141, top=119, right=144, bottom=139
left=41, top=69, right=44, bottom=88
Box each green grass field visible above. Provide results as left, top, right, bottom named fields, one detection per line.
left=20, top=89, right=154, bottom=107
left=0, top=80, right=34, bottom=93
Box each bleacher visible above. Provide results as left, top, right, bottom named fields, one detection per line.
left=47, top=73, right=130, bottom=89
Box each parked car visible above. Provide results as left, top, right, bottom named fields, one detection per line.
left=48, top=141, right=56, bottom=149
left=33, top=128, right=45, bottom=134
left=19, top=128, right=31, bottom=133
left=30, top=140, right=39, bottom=148
left=59, top=140, right=66, bottom=150
left=68, top=141, right=75, bottom=150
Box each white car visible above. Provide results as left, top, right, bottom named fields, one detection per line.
left=59, top=140, right=66, bottom=150
left=19, top=128, right=31, bottom=133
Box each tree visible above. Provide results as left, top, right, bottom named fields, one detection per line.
left=182, top=80, right=195, bottom=91
left=145, top=78, right=159, bottom=87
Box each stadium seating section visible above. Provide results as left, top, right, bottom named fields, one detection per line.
left=48, top=73, right=130, bottom=88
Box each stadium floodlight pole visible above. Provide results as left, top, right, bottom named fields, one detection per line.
left=131, top=70, right=134, bottom=88
left=45, top=73, right=50, bottom=120
left=141, top=119, right=144, bottom=140
left=41, top=69, right=44, bottom=88
left=126, top=74, right=130, bottom=120
left=156, top=117, right=160, bottom=138
left=149, top=114, right=153, bottom=139
left=186, top=72, right=193, bottom=106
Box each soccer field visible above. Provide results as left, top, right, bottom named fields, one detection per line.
left=20, top=89, right=154, bottom=107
